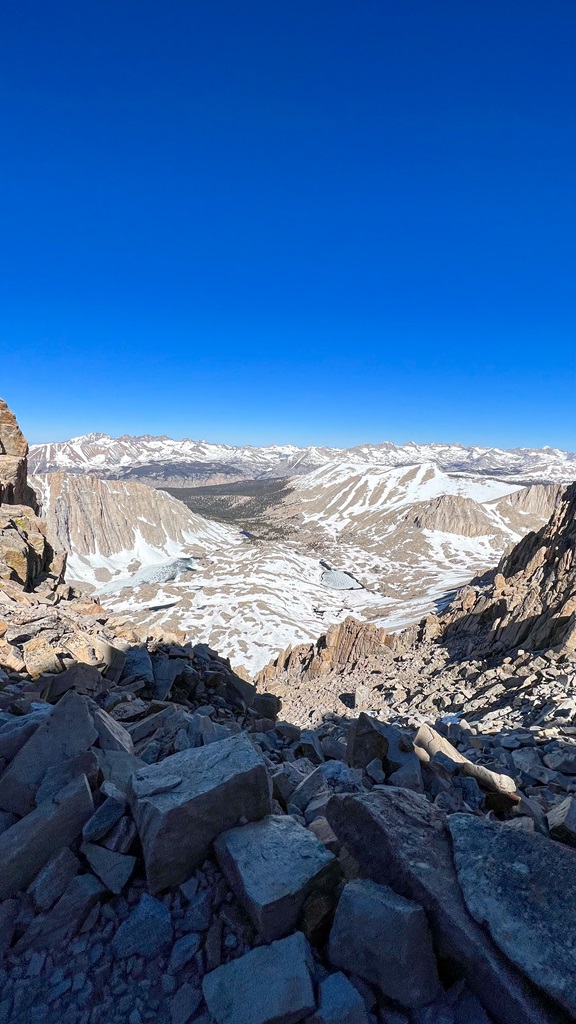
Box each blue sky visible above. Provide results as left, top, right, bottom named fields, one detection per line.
left=1, top=2, right=575, bottom=449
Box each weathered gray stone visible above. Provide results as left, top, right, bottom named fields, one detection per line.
left=82, top=842, right=136, bottom=893
left=100, top=814, right=138, bottom=853
left=387, top=758, right=424, bottom=793
left=129, top=734, right=272, bottom=892
left=94, top=748, right=145, bottom=794
left=0, top=775, right=94, bottom=900
left=309, top=973, right=369, bottom=1024
left=0, top=708, right=50, bottom=761
left=122, top=646, right=154, bottom=685
left=152, top=658, right=188, bottom=700
left=112, top=894, right=173, bottom=959
left=449, top=813, right=576, bottom=1017
left=327, top=789, right=559, bottom=1024
left=347, top=715, right=414, bottom=772
left=82, top=796, right=126, bottom=841
left=290, top=766, right=328, bottom=812
left=28, top=847, right=80, bottom=911
left=547, top=796, right=576, bottom=846
left=215, top=814, right=338, bottom=941
left=35, top=750, right=99, bottom=805
left=14, top=873, right=105, bottom=952
left=170, top=983, right=202, bottom=1024
left=544, top=747, right=576, bottom=774
left=0, top=691, right=97, bottom=815
left=308, top=816, right=340, bottom=854
left=168, top=932, right=202, bottom=974
left=328, top=879, right=439, bottom=1009
left=0, top=898, right=18, bottom=955
left=202, top=931, right=315, bottom=1024
left=92, top=707, right=134, bottom=754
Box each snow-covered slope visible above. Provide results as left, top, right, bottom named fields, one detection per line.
left=29, top=433, right=576, bottom=486
left=32, top=465, right=563, bottom=675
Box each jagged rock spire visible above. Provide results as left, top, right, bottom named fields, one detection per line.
left=0, top=398, right=38, bottom=511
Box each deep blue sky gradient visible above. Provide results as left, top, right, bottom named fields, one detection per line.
left=1, top=2, right=575, bottom=448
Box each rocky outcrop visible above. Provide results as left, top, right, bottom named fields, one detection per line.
left=443, top=481, right=576, bottom=656
left=0, top=399, right=38, bottom=511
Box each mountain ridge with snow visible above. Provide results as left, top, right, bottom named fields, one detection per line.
left=29, top=432, right=576, bottom=487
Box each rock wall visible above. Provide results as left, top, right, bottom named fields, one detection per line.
left=0, top=398, right=38, bottom=511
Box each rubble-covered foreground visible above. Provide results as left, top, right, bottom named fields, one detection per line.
left=2, top=399, right=576, bottom=1024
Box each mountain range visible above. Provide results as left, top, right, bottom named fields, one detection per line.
left=29, top=432, right=576, bottom=487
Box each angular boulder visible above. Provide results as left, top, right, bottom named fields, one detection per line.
left=309, top=973, right=369, bottom=1024
left=0, top=690, right=98, bottom=816
left=112, top=893, right=173, bottom=959
left=215, top=814, right=338, bottom=941
left=327, top=879, right=439, bottom=1009
left=449, top=813, right=576, bottom=1017
left=15, top=873, right=105, bottom=952
left=326, top=789, right=559, bottom=1024
left=129, top=734, right=272, bottom=892
left=202, top=931, right=315, bottom=1024
left=0, top=774, right=94, bottom=900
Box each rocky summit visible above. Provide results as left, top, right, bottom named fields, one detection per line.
left=2, top=399, right=576, bottom=1024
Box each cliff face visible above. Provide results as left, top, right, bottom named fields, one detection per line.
left=0, top=399, right=38, bottom=511
left=442, top=481, right=576, bottom=656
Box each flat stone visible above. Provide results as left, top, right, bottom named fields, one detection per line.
left=309, top=972, right=369, bottom=1024
left=202, top=931, right=315, bottom=1024
left=328, top=879, right=439, bottom=1009
left=308, top=816, right=340, bottom=854
left=28, top=847, right=80, bottom=911
left=14, top=873, right=106, bottom=952
left=326, top=789, right=559, bottom=1024
left=0, top=775, right=94, bottom=900
left=168, top=932, right=202, bottom=974
left=170, top=983, right=202, bottom=1024
left=544, top=747, right=576, bottom=774
left=92, top=707, right=134, bottom=754
left=449, top=812, right=576, bottom=1017
left=0, top=691, right=98, bottom=815
left=129, top=734, right=271, bottom=893
left=94, top=749, right=145, bottom=794
left=35, top=750, right=99, bottom=805
left=112, top=894, right=173, bottom=959
left=122, top=647, right=154, bottom=685
left=0, top=707, right=50, bottom=761
left=547, top=796, right=576, bottom=846
left=215, top=814, right=338, bottom=941
left=83, top=796, right=126, bottom=841
left=152, top=658, right=189, bottom=701
left=100, top=814, right=138, bottom=853
left=82, top=843, right=136, bottom=893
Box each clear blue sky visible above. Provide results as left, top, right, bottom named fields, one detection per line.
left=1, top=1, right=575, bottom=449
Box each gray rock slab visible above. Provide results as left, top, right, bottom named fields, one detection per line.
left=14, top=873, right=105, bottom=952
left=127, top=706, right=180, bottom=744
left=0, top=707, right=50, bottom=761
left=0, top=690, right=97, bottom=815
left=122, top=646, right=154, bottom=685
left=28, top=846, right=80, bottom=911
left=202, top=931, right=315, bottom=1024
left=152, top=658, right=189, bottom=700
left=309, top=972, right=369, bottom=1024
left=92, top=706, right=134, bottom=754
left=449, top=812, right=576, bottom=1017
left=129, top=733, right=272, bottom=892
left=82, top=795, right=126, bottom=841
left=112, top=893, right=173, bottom=959
left=168, top=932, right=202, bottom=974
left=35, top=749, right=99, bottom=805
left=0, top=898, right=18, bottom=955
left=326, top=789, right=560, bottom=1024
left=215, top=814, right=338, bottom=941
left=100, top=814, right=138, bottom=853
left=328, top=879, right=439, bottom=1009
left=0, top=774, right=94, bottom=900
left=347, top=715, right=414, bottom=772
left=95, top=748, right=145, bottom=794
left=82, top=842, right=136, bottom=893
left=547, top=796, right=576, bottom=846
left=170, top=983, right=203, bottom=1024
